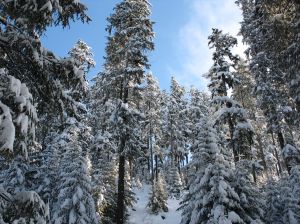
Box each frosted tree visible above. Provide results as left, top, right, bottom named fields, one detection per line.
left=188, top=87, right=210, bottom=153
left=165, top=77, right=188, bottom=174
left=206, top=28, right=254, bottom=164
left=0, top=190, right=49, bottom=224
left=179, top=95, right=210, bottom=224
left=143, top=73, right=163, bottom=182
left=0, top=2, right=91, bottom=221
left=237, top=0, right=300, bottom=173
left=90, top=67, right=120, bottom=223
left=286, top=2, right=300, bottom=118
left=168, top=164, right=183, bottom=199
left=93, top=0, right=155, bottom=223
left=180, top=119, right=265, bottom=224
left=0, top=72, right=49, bottom=223
left=96, top=159, right=118, bottom=224
left=51, top=118, right=98, bottom=224
left=68, top=39, right=96, bottom=73
left=266, top=166, right=300, bottom=223
left=0, top=0, right=91, bottom=121
left=33, top=38, right=96, bottom=217
left=148, top=172, right=168, bottom=214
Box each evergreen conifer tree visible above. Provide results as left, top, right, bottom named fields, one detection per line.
left=92, top=1, right=154, bottom=223
left=148, top=173, right=168, bottom=214
left=206, top=28, right=254, bottom=163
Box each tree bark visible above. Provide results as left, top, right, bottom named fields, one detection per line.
left=228, top=117, right=239, bottom=162
left=116, top=83, right=128, bottom=224
left=149, top=126, right=154, bottom=183
left=277, top=132, right=292, bottom=174
left=277, top=132, right=285, bottom=149
left=271, top=132, right=282, bottom=175
left=116, top=139, right=126, bottom=224
left=252, top=163, right=257, bottom=183
left=177, top=157, right=181, bottom=174
left=155, top=154, right=158, bottom=180
left=256, top=133, right=269, bottom=177
left=129, top=157, right=133, bottom=180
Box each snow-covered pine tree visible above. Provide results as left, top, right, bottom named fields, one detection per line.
left=33, top=39, right=96, bottom=218
left=237, top=0, right=300, bottom=173
left=51, top=118, right=98, bottom=224
left=157, top=90, right=170, bottom=174
left=266, top=165, right=300, bottom=223
left=231, top=60, right=256, bottom=119
left=168, top=77, right=188, bottom=167
left=0, top=0, right=91, bottom=120
left=179, top=90, right=210, bottom=224
left=143, top=73, right=163, bottom=182
left=95, top=1, right=155, bottom=223
left=0, top=71, right=49, bottom=223
left=46, top=39, right=98, bottom=223
left=147, top=172, right=168, bottom=214
left=90, top=67, right=120, bottom=223
left=0, top=2, right=92, bottom=221
left=168, top=164, right=183, bottom=199
left=206, top=28, right=254, bottom=163
left=285, top=1, right=300, bottom=119
left=25, top=40, right=94, bottom=222
left=68, top=39, right=96, bottom=73
left=89, top=131, right=118, bottom=224
left=180, top=117, right=225, bottom=223
left=162, top=77, right=187, bottom=193
left=232, top=60, right=271, bottom=179
left=181, top=119, right=264, bottom=224
left=188, top=87, right=210, bottom=153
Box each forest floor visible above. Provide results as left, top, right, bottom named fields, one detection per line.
left=128, top=185, right=181, bottom=224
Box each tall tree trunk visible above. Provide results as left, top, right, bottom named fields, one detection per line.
left=116, top=84, right=128, bottom=224
left=129, top=157, right=133, bottom=180
left=252, top=163, right=257, bottom=183
left=275, top=131, right=291, bottom=173
left=256, top=133, right=269, bottom=177
left=149, top=126, right=154, bottom=183
left=170, top=120, right=174, bottom=166
left=277, top=132, right=292, bottom=174
left=155, top=154, right=158, bottom=180
left=147, top=156, right=150, bottom=176
left=271, top=132, right=282, bottom=175
left=116, top=138, right=126, bottom=224
left=178, top=157, right=181, bottom=174
left=277, top=132, right=285, bottom=149
left=228, top=117, right=239, bottom=162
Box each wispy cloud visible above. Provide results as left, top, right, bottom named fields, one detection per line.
left=172, top=0, right=246, bottom=90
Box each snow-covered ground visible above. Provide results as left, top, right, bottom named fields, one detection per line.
left=128, top=185, right=181, bottom=224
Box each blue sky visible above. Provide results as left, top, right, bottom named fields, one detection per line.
left=42, top=0, right=245, bottom=91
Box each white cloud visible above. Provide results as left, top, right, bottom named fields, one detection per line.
left=172, top=0, right=246, bottom=90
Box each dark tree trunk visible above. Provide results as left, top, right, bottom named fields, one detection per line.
left=178, top=157, right=181, bottom=174
left=274, top=131, right=289, bottom=173
left=129, top=157, right=133, bottom=180
left=155, top=155, right=158, bottom=180
left=277, top=132, right=285, bottom=149
left=256, top=133, right=269, bottom=177
left=149, top=127, right=154, bottom=183
left=228, top=117, right=239, bottom=162
left=147, top=156, right=150, bottom=175
left=116, top=150, right=126, bottom=224
left=252, top=163, right=257, bottom=183
left=116, top=84, right=128, bottom=224
left=277, top=132, right=291, bottom=174
left=271, top=132, right=282, bottom=175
